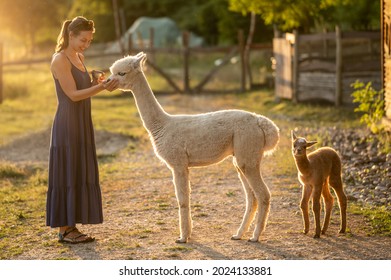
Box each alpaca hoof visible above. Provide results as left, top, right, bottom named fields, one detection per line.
left=175, top=237, right=188, bottom=243
left=231, top=235, right=241, bottom=240
left=313, top=234, right=320, bottom=239
left=248, top=237, right=259, bottom=242
left=302, top=230, right=309, bottom=235
left=321, top=230, right=327, bottom=235
left=339, top=229, right=346, bottom=234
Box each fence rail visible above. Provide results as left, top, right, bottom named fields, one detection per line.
left=0, top=30, right=272, bottom=104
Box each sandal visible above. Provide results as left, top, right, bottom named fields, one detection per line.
left=58, top=227, right=95, bottom=244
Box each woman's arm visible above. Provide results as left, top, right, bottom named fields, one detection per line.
left=51, top=53, right=117, bottom=102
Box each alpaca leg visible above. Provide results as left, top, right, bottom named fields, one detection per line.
left=231, top=168, right=257, bottom=240
left=330, top=175, right=347, bottom=234
left=312, top=187, right=322, bottom=238
left=172, top=167, right=192, bottom=243
left=243, top=167, right=271, bottom=242
left=300, top=185, right=312, bottom=234
left=321, top=182, right=334, bottom=235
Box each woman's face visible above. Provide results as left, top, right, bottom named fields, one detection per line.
left=69, top=30, right=93, bottom=53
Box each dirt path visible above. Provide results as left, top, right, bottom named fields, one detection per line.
left=16, top=143, right=391, bottom=260
left=2, top=94, right=391, bottom=260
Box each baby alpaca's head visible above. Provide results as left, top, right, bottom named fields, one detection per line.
left=291, top=131, right=317, bottom=157
left=108, top=52, right=147, bottom=91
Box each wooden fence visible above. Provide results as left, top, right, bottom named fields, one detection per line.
left=0, top=30, right=272, bottom=104
left=273, top=27, right=381, bottom=105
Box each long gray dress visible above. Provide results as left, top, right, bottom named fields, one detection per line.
left=46, top=56, right=103, bottom=227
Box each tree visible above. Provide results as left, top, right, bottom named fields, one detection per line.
left=0, top=0, right=67, bottom=54
left=319, top=0, right=380, bottom=30
left=67, top=0, right=116, bottom=43
left=229, top=0, right=380, bottom=33
left=229, top=0, right=321, bottom=33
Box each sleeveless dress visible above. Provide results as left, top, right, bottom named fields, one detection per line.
left=46, top=55, right=103, bottom=227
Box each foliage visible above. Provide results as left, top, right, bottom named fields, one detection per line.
left=351, top=81, right=385, bottom=134
left=67, top=0, right=116, bottom=43
left=121, top=0, right=272, bottom=45
left=320, top=0, right=381, bottom=31
left=351, top=80, right=391, bottom=153
left=228, top=0, right=380, bottom=32
left=0, top=0, right=67, bottom=51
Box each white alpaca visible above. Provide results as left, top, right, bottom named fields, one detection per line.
left=108, top=52, right=280, bottom=243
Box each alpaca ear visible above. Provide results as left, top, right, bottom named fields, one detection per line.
left=306, top=141, right=317, bottom=148
left=141, top=53, right=147, bottom=66
left=134, top=53, right=147, bottom=67
left=291, top=130, right=297, bottom=141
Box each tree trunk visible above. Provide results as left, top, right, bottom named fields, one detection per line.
left=112, top=0, right=125, bottom=55
left=245, top=12, right=256, bottom=89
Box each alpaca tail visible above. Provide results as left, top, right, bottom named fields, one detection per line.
left=258, top=116, right=280, bottom=155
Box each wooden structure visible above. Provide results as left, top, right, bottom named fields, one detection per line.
left=382, top=0, right=391, bottom=127
left=274, top=28, right=381, bottom=105
left=0, top=30, right=272, bottom=103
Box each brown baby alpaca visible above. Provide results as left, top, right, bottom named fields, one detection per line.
left=291, top=131, right=347, bottom=238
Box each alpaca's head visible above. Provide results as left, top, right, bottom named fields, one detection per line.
left=291, top=131, right=317, bottom=157
left=108, top=52, right=147, bottom=91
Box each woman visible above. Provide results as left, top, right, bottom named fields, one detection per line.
left=46, top=16, right=118, bottom=243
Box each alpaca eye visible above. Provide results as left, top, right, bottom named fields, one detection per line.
left=118, top=72, right=127, bottom=76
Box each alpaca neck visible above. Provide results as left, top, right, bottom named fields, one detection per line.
left=131, top=72, right=169, bottom=131
left=294, top=154, right=311, bottom=175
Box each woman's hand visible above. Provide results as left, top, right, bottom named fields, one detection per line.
left=91, top=70, right=119, bottom=92
left=101, top=78, right=119, bottom=92
left=91, top=70, right=105, bottom=86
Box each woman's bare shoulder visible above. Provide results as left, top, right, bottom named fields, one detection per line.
left=51, top=52, right=68, bottom=65
left=51, top=52, right=71, bottom=77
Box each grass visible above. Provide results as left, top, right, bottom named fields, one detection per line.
left=0, top=65, right=56, bottom=145
left=0, top=164, right=47, bottom=259
left=1, top=61, right=390, bottom=260
left=350, top=204, right=391, bottom=237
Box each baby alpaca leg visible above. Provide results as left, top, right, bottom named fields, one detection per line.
left=300, top=185, right=312, bottom=234
left=330, top=175, right=347, bottom=233
left=321, top=183, right=334, bottom=234
left=232, top=169, right=257, bottom=240
left=172, top=167, right=192, bottom=243
left=312, top=187, right=322, bottom=238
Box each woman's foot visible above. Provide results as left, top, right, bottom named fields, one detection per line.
left=58, top=227, right=95, bottom=244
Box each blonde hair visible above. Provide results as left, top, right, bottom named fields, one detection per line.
left=55, top=16, right=95, bottom=53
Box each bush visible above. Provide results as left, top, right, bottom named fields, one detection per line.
left=351, top=80, right=390, bottom=153
left=351, top=81, right=384, bottom=133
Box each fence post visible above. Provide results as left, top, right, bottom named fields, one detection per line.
left=128, top=34, right=133, bottom=53
left=238, top=29, right=246, bottom=92
left=0, top=42, right=3, bottom=104
left=182, top=31, right=190, bottom=93
left=292, top=30, right=299, bottom=103
left=335, top=25, right=342, bottom=106
left=149, top=28, right=155, bottom=62
left=112, top=0, right=125, bottom=56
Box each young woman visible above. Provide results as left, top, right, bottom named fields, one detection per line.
left=46, top=16, right=119, bottom=243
